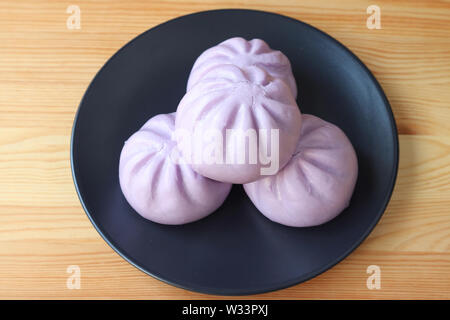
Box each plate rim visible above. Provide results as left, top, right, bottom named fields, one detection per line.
left=70, top=8, right=399, bottom=296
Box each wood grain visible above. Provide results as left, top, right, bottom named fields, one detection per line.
left=0, top=0, right=449, bottom=299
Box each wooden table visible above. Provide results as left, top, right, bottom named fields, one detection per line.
left=1, top=0, right=449, bottom=299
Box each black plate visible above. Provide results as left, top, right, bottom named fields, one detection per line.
left=71, top=9, right=398, bottom=295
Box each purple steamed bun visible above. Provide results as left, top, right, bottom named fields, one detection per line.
left=175, top=64, right=302, bottom=184
left=187, top=37, right=297, bottom=98
left=244, top=114, right=358, bottom=227
left=119, top=113, right=232, bottom=225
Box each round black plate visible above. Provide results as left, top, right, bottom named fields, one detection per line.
left=71, top=9, right=398, bottom=295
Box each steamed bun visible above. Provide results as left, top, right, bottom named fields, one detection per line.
left=175, top=64, right=302, bottom=184
left=119, top=113, right=232, bottom=225
left=187, top=37, right=297, bottom=98
left=244, top=114, right=358, bottom=227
